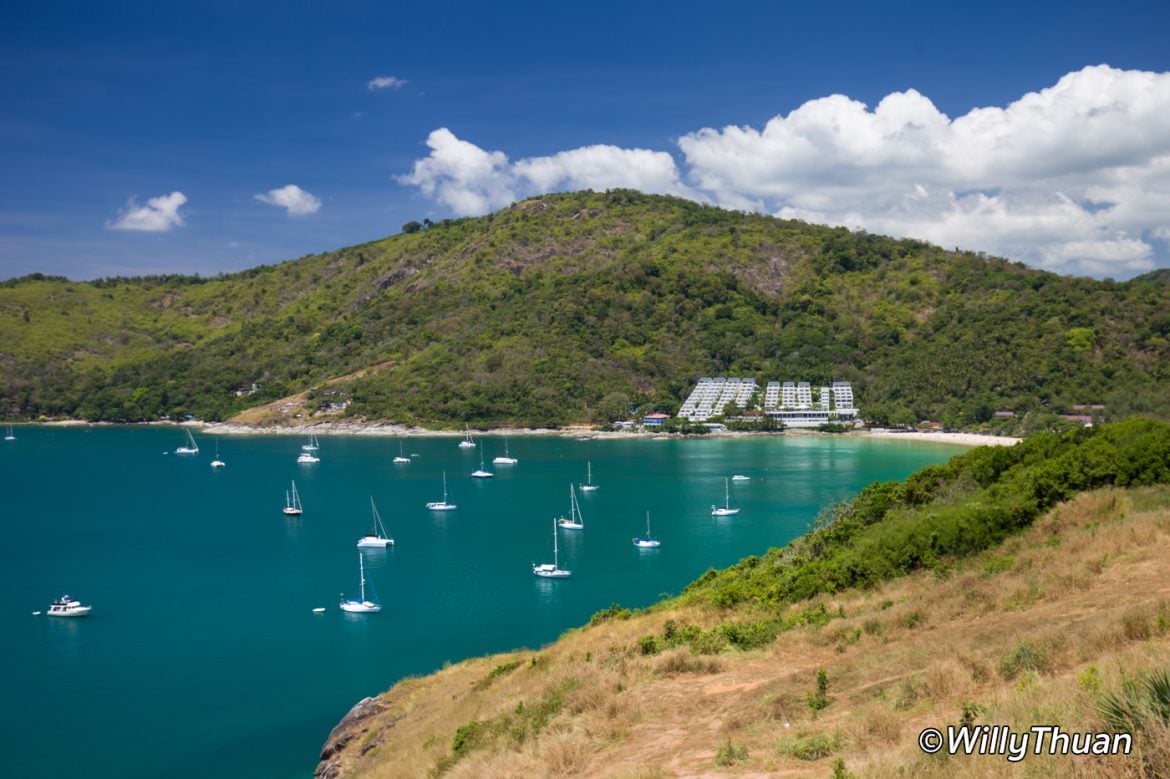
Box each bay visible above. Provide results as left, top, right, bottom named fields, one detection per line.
left=0, top=427, right=966, bottom=778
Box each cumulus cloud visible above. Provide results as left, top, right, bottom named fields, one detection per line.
left=399, top=65, right=1170, bottom=276
left=108, top=191, right=187, bottom=232
left=396, top=128, right=694, bottom=216
left=254, top=184, right=322, bottom=217
left=368, top=75, right=407, bottom=90
left=680, top=64, right=1170, bottom=275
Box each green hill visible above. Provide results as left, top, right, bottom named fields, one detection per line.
left=2, top=190, right=1168, bottom=428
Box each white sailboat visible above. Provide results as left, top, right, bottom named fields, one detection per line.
left=633, top=510, right=661, bottom=548
left=492, top=437, right=518, bottom=465
left=302, top=433, right=319, bottom=451
left=210, top=439, right=225, bottom=468
left=470, top=451, right=493, bottom=479
left=3, top=425, right=14, bottom=441
left=339, top=553, right=381, bottom=613
left=174, top=428, right=199, bottom=455
left=392, top=440, right=411, bottom=464
left=533, top=517, right=571, bottom=578
left=556, top=484, right=584, bottom=530
left=283, top=480, right=303, bottom=516
left=296, top=441, right=320, bottom=464
left=579, top=461, right=599, bottom=492
left=711, top=477, right=740, bottom=516
left=426, top=471, right=457, bottom=511
left=357, top=496, right=394, bottom=548
left=731, top=474, right=750, bottom=482
left=458, top=426, right=476, bottom=449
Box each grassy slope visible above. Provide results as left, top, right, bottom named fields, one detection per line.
left=321, top=486, right=1170, bottom=778
left=315, top=420, right=1170, bottom=777
left=2, top=191, right=1169, bottom=427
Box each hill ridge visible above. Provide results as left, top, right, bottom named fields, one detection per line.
left=1, top=191, right=1168, bottom=429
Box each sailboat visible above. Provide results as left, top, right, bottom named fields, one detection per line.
left=357, top=496, right=394, bottom=547
left=533, top=517, right=571, bottom=578
left=711, top=477, right=740, bottom=516
left=492, top=437, right=518, bottom=465
left=175, top=428, right=199, bottom=455
left=392, top=440, right=411, bottom=464
left=556, top=484, right=584, bottom=530
left=210, top=439, right=225, bottom=468
left=579, top=461, right=599, bottom=492
left=339, top=553, right=381, bottom=613
left=282, top=480, right=303, bottom=516
left=470, top=450, right=493, bottom=479
left=3, top=425, right=14, bottom=441
left=426, top=471, right=457, bottom=511
left=633, top=510, right=661, bottom=548
left=296, top=437, right=320, bottom=463
left=458, top=425, right=476, bottom=449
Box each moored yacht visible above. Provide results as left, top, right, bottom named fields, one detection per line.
left=47, top=595, right=92, bottom=618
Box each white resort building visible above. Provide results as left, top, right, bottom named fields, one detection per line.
left=678, top=377, right=858, bottom=428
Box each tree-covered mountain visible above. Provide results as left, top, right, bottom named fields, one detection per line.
left=1, top=190, right=1168, bottom=428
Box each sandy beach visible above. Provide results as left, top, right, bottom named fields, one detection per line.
left=197, top=420, right=1019, bottom=447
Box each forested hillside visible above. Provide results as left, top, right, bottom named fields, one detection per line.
left=1, top=190, right=1168, bottom=428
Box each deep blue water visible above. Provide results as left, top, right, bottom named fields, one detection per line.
left=0, top=427, right=967, bottom=778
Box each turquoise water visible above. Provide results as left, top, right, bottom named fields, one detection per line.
left=0, top=428, right=966, bottom=778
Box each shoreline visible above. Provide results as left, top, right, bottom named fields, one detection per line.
left=32, top=419, right=1020, bottom=447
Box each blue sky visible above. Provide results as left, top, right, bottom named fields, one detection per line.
left=2, top=0, right=1169, bottom=280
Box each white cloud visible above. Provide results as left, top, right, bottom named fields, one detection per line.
left=400, top=65, right=1170, bottom=276
left=396, top=128, right=694, bottom=217
left=254, top=184, right=322, bottom=217
left=108, top=191, right=187, bottom=232
left=368, top=75, right=407, bottom=90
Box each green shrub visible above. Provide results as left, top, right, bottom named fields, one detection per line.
left=776, top=731, right=841, bottom=760
left=714, top=739, right=749, bottom=766
left=998, top=641, right=1048, bottom=680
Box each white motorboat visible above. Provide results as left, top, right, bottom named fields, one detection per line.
left=47, top=595, right=92, bottom=618
left=731, top=474, right=750, bottom=482
left=296, top=451, right=320, bottom=464
left=357, top=496, right=394, bottom=548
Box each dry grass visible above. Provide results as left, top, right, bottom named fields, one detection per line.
left=322, top=486, right=1170, bottom=778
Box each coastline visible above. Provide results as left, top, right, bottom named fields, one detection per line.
left=33, top=418, right=1020, bottom=447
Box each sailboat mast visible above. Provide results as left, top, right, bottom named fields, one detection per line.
left=553, top=517, right=559, bottom=567
left=359, top=554, right=366, bottom=601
